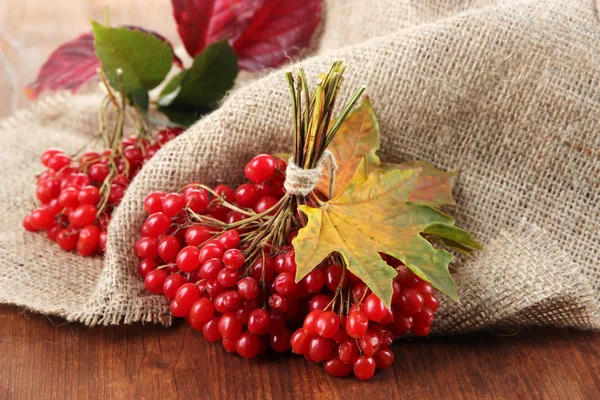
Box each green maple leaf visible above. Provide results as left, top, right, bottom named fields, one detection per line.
left=294, top=158, right=480, bottom=306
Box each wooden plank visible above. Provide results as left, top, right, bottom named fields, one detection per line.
left=0, top=305, right=599, bottom=399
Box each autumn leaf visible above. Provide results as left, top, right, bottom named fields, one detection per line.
left=321, top=97, right=458, bottom=207
left=25, top=33, right=98, bottom=99
left=294, top=157, right=480, bottom=306
left=171, top=0, right=322, bottom=71
left=25, top=28, right=181, bottom=99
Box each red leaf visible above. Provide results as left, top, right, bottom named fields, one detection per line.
left=25, top=32, right=98, bottom=99
left=26, top=27, right=182, bottom=99
left=172, top=0, right=322, bottom=71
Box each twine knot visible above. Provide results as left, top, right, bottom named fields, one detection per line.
left=284, top=150, right=338, bottom=197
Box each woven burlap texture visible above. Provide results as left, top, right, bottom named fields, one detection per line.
left=0, top=0, right=598, bottom=331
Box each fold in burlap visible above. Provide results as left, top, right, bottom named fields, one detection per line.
left=0, top=0, right=598, bottom=331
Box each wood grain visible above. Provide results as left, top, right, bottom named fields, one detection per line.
left=0, top=305, right=599, bottom=399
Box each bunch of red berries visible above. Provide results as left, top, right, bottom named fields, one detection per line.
left=23, top=128, right=183, bottom=256
left=136, top=153, right=440, bottom=380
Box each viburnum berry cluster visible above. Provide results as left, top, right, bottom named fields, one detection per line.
left=136, top=152, right=439, bottom=380
left=23, top=70, right=182, bottom=257
left=136, top=61, right=480, bottom=380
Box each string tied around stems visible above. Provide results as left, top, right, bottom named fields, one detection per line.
left=284, top=150, right=338, bottom=197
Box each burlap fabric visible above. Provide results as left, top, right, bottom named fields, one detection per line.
left=1, top=0, right=598, bottom=332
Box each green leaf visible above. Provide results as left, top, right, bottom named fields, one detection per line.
left=158, top=104, right=212, bottom=127
left=91, top=21, right=172, bottom=109
left=294, top=157, right=480, bottom=305
left=162, top=40, right=238, bottom=108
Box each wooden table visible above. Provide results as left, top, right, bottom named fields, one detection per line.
left=1, top=305, right=599, bottom=399
left=1, top=1, right=599, bottom=399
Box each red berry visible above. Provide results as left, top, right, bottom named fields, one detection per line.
left=216, top=291, right=241, bottom=313
left=134, top=237, right=158, bottom=259
left=390, top=309, right=413, bottom=336
left=98, top=231, right=108, bottom=251
left=198, top=244, right=224, bottom=265
left=411, top=322, right=431, bottom=336
left=308, top=336, right=333, bottom=362
left=251, top=257, right=276, bottom=282
left=163, top=274, right=186, bottom=300
left=290, top=329, right=311, bottom=354
left=47, top=153, right=71, bottom=171
left=364, top=293, right=388, bottom=322
left=41, top=148, right=63, bottom=166
left=248, top=309, right=270, bottom=335
left=199, top=258, right=223, bottom=280
left=157, top=235, right=181, bottom=262
left=186, top=189, right=209, bottom=213
left=202, top=317, right=222, bottom=342
left=234, top=184, right=259, bottom=208
left=184, top=225, right=212, bottom=246
left=373, top=347, right=395, bottom=370
left=273, top=272, right=297, bottom=296
left=144, top=269, right=168, bottom=294
left=218, top=230, right=240, bottom=250
left=217, top=268, right=239, bottom=288
left=214, top=184, right=235, bottom=202
left=29, top=208, right=55, bottom=230
left=346, top=310, right=369, bottom=338
left=358, top=329, right=381, bottom=357
left=221, top=337, right=237, bottom=353
left=423, top=293, right=440, bottom=312
left=302, top=269, right=325, bottom=294
left=88, top=163, right=110, bottom=183
left=175, top=283, right=201, bottom=308
left=399, top=288, right=425, bottom=315
left=162, top=193, right=186, bottom=217
left=176, top=246, right=201, bottom=272
left=338, top=340, right=359, bottom=364
left=169, top=300, right=189, bottom=317
left=222, top=248, right=245, bottom=270
left=218, top=312, right=243, bottom=339
left=244, top=154, right=276, bottom=183
left=309, top=294, right=332, bottom=311
left=315, top=311, right=340, bottom=339
left=144, top=191, right=165, bottom=214
left=77, top=225, right=100, bottom=256
left=269, top=329, right=292, bottom=353
left=253, top=196, right=278, bottom=214
left=137, top=258, right=156, bottom=278
left=22, top=215, right=37, bottom=232
left=142, top=212, right=171, bottom=237
left=414, top=306, right=435, bottom=327
left=237, top=277, right=260, bottom=300
left=56, top=228, right=79, bottom=251
left=69, top=204, right=97, bottom=228
left=303, top=309, right=323, bottom=335
left=189, top=298, right=215, bottom=323
left=236, top=332, right=260, bottom=359
left=78, top=186, right=100, bottom=205
left=325, top=264, right=346, bottom=291
left=36, top=180, right=61, bottom=203
left=325, top=357, right=353, bottom=378
left=353, top=357, right=376, bottom=380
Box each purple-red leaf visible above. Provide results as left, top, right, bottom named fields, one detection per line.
left=172, top=0, right=322, bottom=71
left=26, top=27, right=182, bottom=99
left=25, top=32, right=98, bottom=99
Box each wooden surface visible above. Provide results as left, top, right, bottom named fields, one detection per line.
left=0, top=305, right=599, bottom=400
left=1, top=1, right=600, bottom=399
